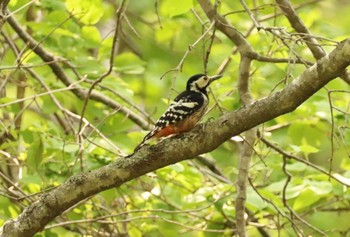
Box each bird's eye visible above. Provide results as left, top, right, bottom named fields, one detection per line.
left=203, top=76, right=208, bottom=80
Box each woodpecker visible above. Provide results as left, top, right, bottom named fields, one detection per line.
left=134, top=73, right=222, bottom=152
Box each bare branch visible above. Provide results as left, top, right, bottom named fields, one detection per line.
left=77, top=0, right=128, bottom=168
left=275, top=0, right=325, bottom=59
left=78, top=0, right=127, bottom=133
left=198, top=0, right=255, bottom=54
left=275, top=0, right=350, bottom=84
left=281, top=156, right=326, bottom=235
left=198, top=0, right=313, bottom=66
left=260, top=137, right=350, bottom=188
left=6, top=13, right=151, bottom=130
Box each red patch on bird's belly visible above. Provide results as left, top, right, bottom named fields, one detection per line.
left=153, top=125, right=177, bottom=138
left=152, top=111, right=206, bottom=139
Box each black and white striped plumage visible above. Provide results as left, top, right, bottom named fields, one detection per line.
left=134, top=74, right=222, bottom=151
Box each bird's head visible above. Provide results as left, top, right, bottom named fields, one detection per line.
left=186, top=74, right=222, bottom=93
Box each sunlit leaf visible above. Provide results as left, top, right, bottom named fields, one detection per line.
left=114, top=52, right=146, bottom=74
left=26, top=134, right=44, bottom=173
left=293, top=188, right=320, bottom=211
left=246, top=187, right=268, bottom=211
left=299, top=139, right=320, bottom=158
left=66, top=0, right=103, bottom=24
left=161, top=0, right=193, bottom=17
left=81, top=26, right=101, bottom=47
left=308, top=181, right=332, bottom=195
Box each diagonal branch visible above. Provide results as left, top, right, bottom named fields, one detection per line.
left=6, top=14, right=150, bottom=130
left=198, top=0, right=255, bottom=55
left=275, top=0, right=350, bottom=84
left=78, top=0, right=127, bottom=133
left=275, top=0, right=325, bottom=59
left=197, top=0, right=312, bottom=66
left=2, top=38, right=350, bottom=237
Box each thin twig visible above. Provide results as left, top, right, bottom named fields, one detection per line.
left=326, top=88, right=335, bottom=177
left=77, top=1, right=128, bottom=166
left=26, top=69, right=125, bottom=157
left=281, top=156, right=304, bottom=236
left=7, top=12, right=150, bottom=130
left=281, top=156, right=327, bottom=236
left=261, top=137, right=350, bottom=187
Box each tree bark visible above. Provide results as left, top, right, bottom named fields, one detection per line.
left=1, top=38, right=350, bottom=237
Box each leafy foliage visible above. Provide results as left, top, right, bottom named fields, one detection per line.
left=0, top=0, right=350, bottom=236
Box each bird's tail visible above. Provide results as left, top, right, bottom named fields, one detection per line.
left=124, top=130, right=157, bottom=158
left=133, top=130, right=155, bottom=152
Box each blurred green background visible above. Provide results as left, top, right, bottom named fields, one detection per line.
left=1, top=0, right=350, bottom=236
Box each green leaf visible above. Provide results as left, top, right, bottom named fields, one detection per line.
left=20, top=174, right=42, bottom=186
left=66, top=0, right=104, bottom=25
left=27, top=134, right=44, bottom=173
left=128, top=226, right=142, bottom=237
left=286, top=162, right=308, bottom=172
left=308, top=181, right=332, bottom=195
left=42, top=96, right=59, bottom=114
left=63, top=144, right=80, bottom=153
left=289, top=140, right=319, bottom=158
left=285, top=181, right=306, bottom=199
left=293, top=188, right=320, bottom=211
left=155, top=21, right=178, bottom=44
left=222, top=202, right=235, bottom=219
left=81, top=26, right=101, bottom=47
left=169, top=163, right=184, bottom=172
left=246, top=187, right=268, bottom=211
left=42, top=0, right=66, bottom=11
left=161, top=0, right=193, bottom=17
left=299, top=143, right=319, bottom=158
left=0, top=97, right=20, bottom=113
left=101, top=77, right=134, bottom=101
left=114, top=52, right=146, bottom=74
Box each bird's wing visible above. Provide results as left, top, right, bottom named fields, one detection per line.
left=134, top=91, right=205, bottom=151
left=154, top=91, right=204, bottom=129
left=140, top=92, right=204, bottom=141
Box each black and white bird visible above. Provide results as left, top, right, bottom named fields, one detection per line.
left=134, top=73, right=222, bottom=152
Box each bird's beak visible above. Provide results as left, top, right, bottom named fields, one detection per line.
left=208, top=74, right=223, bottom=83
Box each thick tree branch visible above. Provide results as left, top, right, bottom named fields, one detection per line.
left=6, top=14, right=150, bottom=130
left=2, top=38, right=350, bottom=237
